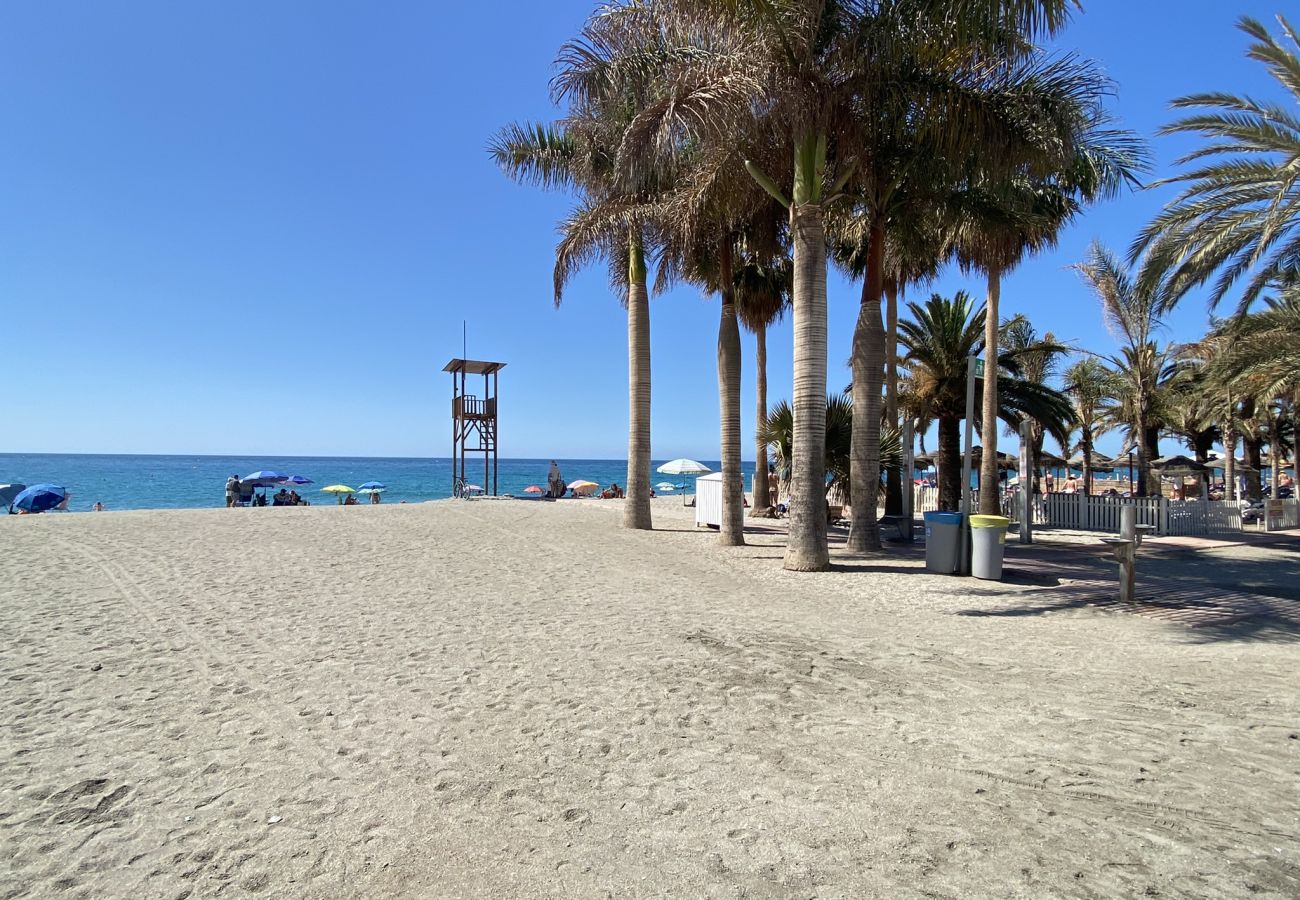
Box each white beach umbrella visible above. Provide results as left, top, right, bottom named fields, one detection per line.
left=655, top=482, right=676, bottom=492
left=657, top=458, right=711, bottom=476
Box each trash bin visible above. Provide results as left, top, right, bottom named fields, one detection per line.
left=923, top=511, right=963, bottom=574
left=969, top=514, right=1011, bottom=580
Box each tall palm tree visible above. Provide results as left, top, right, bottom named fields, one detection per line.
left=491, top=8, right=668, bottom=531
left=1061, top=357, right=1114, bottom=497
left=899, top=292, right=1072, bottom=510
left=736, top=254, right=791, bottom=516
left=1072, top=241, right=1177, bottom=496
left=1133, top=15, right=1300, bottom=315
left=953, top=116, right=1147, bottom=515
left=653, top=144, right=786, bottom=546
left=831, top=36, right=1127, bottom=550
left=615, top=0, right=1078, bottom=569
left=1000, top=314, right=1068, bottom=494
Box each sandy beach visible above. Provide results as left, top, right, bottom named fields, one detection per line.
left=2, top=498, right=1297, bottom=898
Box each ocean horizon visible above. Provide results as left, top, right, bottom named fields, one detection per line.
left=0, top=453, right=758, bottom=513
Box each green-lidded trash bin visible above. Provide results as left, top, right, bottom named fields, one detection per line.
left=923, top=511, right=963, bottom=574
left=970, top=514, right=1011, bottom=580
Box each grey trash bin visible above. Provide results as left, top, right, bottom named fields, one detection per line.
left=923, top=511, right=963, bottom=574
left=970, top=514, right=1011, bottom=580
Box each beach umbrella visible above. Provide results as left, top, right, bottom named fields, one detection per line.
left=0, top=483, right=26, bottom=508
left=282, top=474, right=313, bottom=485
left=656, top=459, right=711, bottom=491
left=464, top=484, right=484, bottom=494
left=1150, top=454, right=1208, bottom=474
left=13, top=483, right=67, bottom=513
left=655, top=482, right=676, bottom=492
left=358, top=481, right=385, bottom=490
left=567, top=479, right=599, bottom=496
left=357, top=487, right=385, bottom=494
left=321, top=484, right=356, bottom=506
left=243, top=470, right=288, bottom=487
left=524, top=485, right=544, bottom=494
left=657, top=459, right=711, bottom=476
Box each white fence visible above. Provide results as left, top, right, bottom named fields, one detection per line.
left=1042, top=494, right=1298, bottom=536
left=910, top=488, right=1297, bottom=537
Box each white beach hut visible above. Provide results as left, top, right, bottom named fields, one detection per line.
left=694, top=472, right=723, bottom=528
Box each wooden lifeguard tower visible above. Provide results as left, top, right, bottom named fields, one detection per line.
left=444, top=358, right=505, bottom=497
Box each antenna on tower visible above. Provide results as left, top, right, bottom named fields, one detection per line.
left=463, top=320, right=467, bottom=360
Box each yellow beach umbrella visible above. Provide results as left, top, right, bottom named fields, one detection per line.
left=321, top=484, right=356, bottom=505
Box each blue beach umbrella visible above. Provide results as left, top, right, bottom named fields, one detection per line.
left=358, top=481, right=385, bottom=490
left=242, top=470, right=287, bottom=487
left=282, top=475, right=313, bottom=485
left=13, top=484, right=67, bottom=513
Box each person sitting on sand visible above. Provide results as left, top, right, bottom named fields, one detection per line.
left=92, top=501, right=104, bottom=512
left=288, top=490, right=301, bottom=505
left=344, top=494, right=358, bottom=505
left=274, top=488, right=290, bottom=506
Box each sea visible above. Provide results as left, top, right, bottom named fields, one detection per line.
left=0, top=454, right=756, bottom=513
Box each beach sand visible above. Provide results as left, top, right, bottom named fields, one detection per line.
left=2, top=499, right=1296, bottom=898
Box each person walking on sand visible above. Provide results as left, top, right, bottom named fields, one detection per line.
left=225, top=474, right=240, bottom=507
left=370, top=490, right=381, bottom=504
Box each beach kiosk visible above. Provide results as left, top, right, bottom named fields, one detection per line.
left=445, top=358, right=505, bottom=497
left=694, top=472, right=723, bottom=528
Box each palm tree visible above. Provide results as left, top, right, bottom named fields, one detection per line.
left=761, top=393, right=901, bottom=512
left=953, top=116, right=1147, bottom=515
left=736, top=255, right=791, bottom=516
left=653, top=147, right=787, bottom=546
left=899, top=292, right=1072, bottom=511
left=999, top=314, right=1069, bottom=494
left=1133, top=15, right=1300, bottom=315
left=829, top=32, right=1131, bottom=550
left=1072, top=242, right=1177, bottom=496
left=614, top=0, right=1078, bottom=569
left=491, top=12, right=664, bottom=531
left=1206, top=290, right=1300, bottom=498
left=1062, top=357, right=1114, bottom=497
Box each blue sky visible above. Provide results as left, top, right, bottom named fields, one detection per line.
left=0, top=2, right=1287, bottom=460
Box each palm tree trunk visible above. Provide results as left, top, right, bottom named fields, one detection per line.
left=1081, top=428, right=1093, bottom=498
left=978, top=267, right=1001, bottom=515
left=1135, top=409, right=1149, bottom=497
left=1144, top=424, right=1161, bottom=494
left=937, top=414, right=962, bottom=511
left=1270, top=416, right=1282, bottom=500
left=750, top=325, right=772, bottom=516
left=783, top=135, right=830, bottom=572
left=847, top=220, right=885, bottom=553
left=1224, top=425, right=1237, bottom=502
left=717, top=239, right=745, bottom=546
left=623, top=230, right=653, bottom=530
left=1242, top=397, right=1262, bottom=500
left=884, top=278, right=902, bottom=516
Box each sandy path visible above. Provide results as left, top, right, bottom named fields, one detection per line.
left=1, top=499, right=1296, bottom=898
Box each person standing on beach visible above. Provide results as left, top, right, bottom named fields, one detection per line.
left=547, top=461, right=564, bottom=499
left=225, top=475, right=240, bottom=507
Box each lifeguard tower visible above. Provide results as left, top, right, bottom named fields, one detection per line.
left=444, top=358, right=505, bottom=497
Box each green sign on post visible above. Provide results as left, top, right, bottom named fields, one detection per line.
left=974, top=358, right=985, bottom=378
